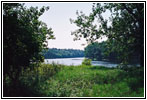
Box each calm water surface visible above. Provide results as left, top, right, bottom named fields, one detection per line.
left=44, top=57, right=118, bottom=67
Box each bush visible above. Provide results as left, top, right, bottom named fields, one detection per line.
left=82, top=58, right=91, bottom=66
left=4, top=63, right=63, bottom=97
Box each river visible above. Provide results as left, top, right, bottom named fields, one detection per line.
left=44, top=57, right=118, bottom=67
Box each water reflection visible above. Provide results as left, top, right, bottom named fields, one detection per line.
left=44, top=57, right=118, bottom=67
left=92, top=61, right=118, bottom=67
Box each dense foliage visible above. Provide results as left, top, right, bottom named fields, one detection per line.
left=85, top=41, right=140, bottom=64
left=3, top=3, right=144, bottom=97
left=85, top=41, right=119, bottom=62
left=3, top=3, right=54, bottom=95
left=4, top=64, right=144, bottom=97
left=43, top=48, right=84, bottom=59
left=70, top=3, right=144, bottom=67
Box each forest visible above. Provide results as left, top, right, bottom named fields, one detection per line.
left=43, top=48, right=84, bottom=59
left=3, top=3, right=144, bottom=97
left=84, top=41, right=140, bottom=64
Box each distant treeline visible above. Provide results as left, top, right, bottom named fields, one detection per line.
left=43, top=48, right=84, bottom=59
left=85, top=41, right=140, bottom=64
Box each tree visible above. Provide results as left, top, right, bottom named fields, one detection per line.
left=84, top=42, right=102, bottom=60
left=3, top=3, right=54, bottom=86
left=43, top=48, right=84, bottom=59
left=70, top=3, right=144, bottom=66
left=84, top=41, right=121, bottom=62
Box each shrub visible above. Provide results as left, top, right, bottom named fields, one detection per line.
left=82, top=58, right=91, bottom=66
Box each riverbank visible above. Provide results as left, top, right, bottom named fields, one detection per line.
left=4, top=64, right=144, bottom=97
left=44, top=57, right=118, bottom=67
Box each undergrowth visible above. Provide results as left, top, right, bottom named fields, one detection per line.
left=3, top=64, right=144, bottom=97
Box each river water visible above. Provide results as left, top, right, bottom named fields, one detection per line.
left=44, top=57, right=118, bottom=67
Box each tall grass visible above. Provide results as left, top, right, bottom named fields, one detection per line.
left=4, top=64, right=144, bottom=97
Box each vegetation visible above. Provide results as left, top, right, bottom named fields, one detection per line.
left=3, top=3, right=144, bottom=97
left=85, top=41, right=119, bottom=62
left=85, top=41, right=140, bottom=64
left=43, top=48, right=84, bottom=59
left=70, top=3, right=144, bottom=67
left=82, top=58, right=92, bottom=66
left=4, top=64, right=144, bottom=97
left=3, top=3, right=54, bottom=95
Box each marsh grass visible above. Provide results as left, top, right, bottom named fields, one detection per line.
left=4, top=64, right=144, bottom=97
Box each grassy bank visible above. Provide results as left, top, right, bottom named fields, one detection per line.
left=4, top=64, right=144, bottom=97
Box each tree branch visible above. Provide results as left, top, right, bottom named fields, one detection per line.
left=122, top=4, right=137, bottom=21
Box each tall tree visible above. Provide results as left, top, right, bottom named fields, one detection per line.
left=84, top=42, right=102, bottom=60
left=70, top=3, right=144, bottom=66
left=3, top=3, right=54, bottom=84
left=84, top=41, right=121, bottom=62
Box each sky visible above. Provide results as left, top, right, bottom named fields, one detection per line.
left=25, top=3, right=108, bottom=50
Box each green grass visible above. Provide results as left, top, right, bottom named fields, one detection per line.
left=4, top=64, right=144, bottom=97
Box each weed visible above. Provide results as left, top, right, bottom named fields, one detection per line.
left=3, top=64, right=144, bottom=97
